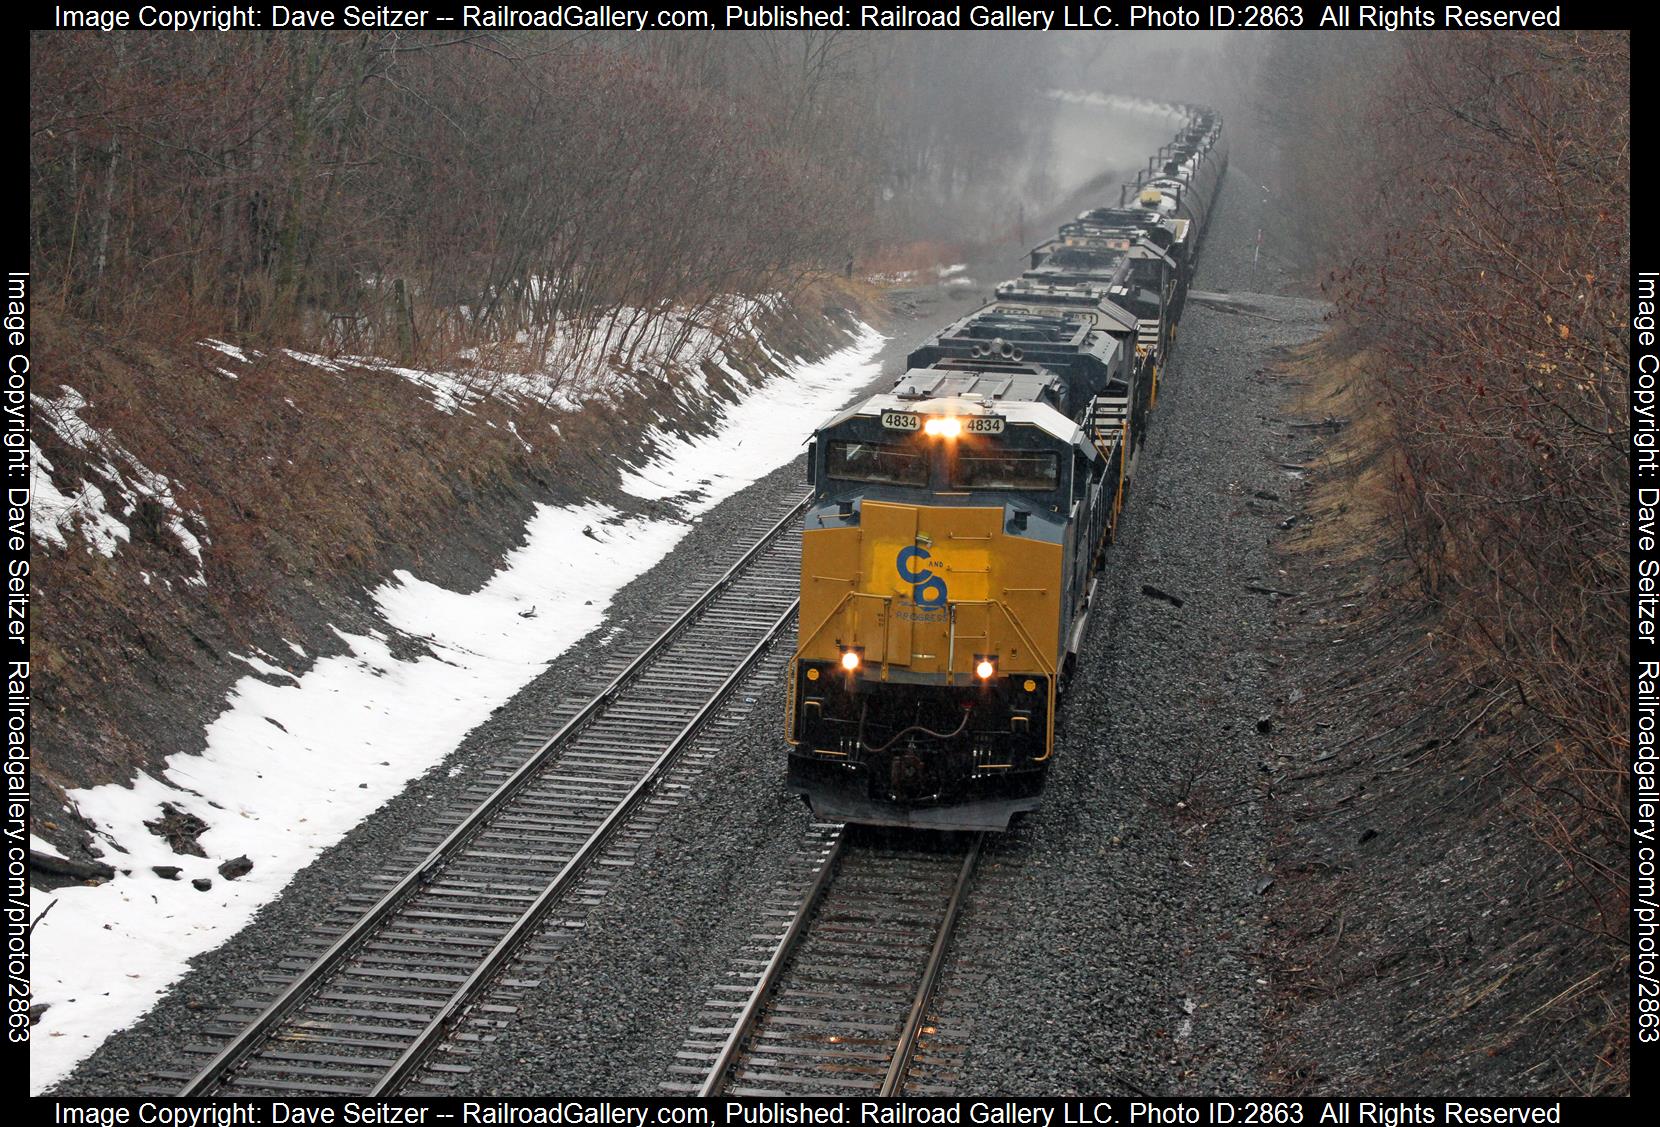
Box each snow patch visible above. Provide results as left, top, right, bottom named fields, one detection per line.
left=233, top=653, right=299, bottom=683
left=30, top=835, right=67, bottom=861
left=619, top=323, right=884, bottom=516
left=202, top=339, right=249, bottom=363
left=31, top=388, right=207, bottom=576
left=282, top=349, right=344, bottom=372
left=30, top=443, right=130, bottom=556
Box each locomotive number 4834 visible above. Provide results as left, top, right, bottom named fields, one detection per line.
left=880, top=410, right=1004, bottom=435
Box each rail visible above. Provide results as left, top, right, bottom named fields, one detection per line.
left=181, top=494, right=809, bottom=1095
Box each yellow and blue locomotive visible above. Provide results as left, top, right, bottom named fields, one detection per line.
left=784, top=107, right=1225, bottom=830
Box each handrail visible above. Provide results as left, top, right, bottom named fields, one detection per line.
left=932, top=598, right=1057, bottom=679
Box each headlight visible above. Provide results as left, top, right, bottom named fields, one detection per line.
left=841, top=650, right=861, bottom=671
left=923, top=416, right=962, bottom=439
left=975, top=658, right=996, bottom=680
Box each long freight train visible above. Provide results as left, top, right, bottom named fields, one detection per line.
left=784, top=106, right=1227, bottom=831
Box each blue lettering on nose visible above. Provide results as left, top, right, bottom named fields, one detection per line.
left=896, top=545, right=948, bottom=608
left=914, top=575, right=948, bottom=608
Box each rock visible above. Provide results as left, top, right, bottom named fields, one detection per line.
left=192, top=878, right=213, bottom=891
left=152, top=866, right=182, bottom=880
left=218, top=855, right=253, bottom=881
left=1255, top=716, right=1274, bottom=733
left=1140, top=584, right=1185, bottom=608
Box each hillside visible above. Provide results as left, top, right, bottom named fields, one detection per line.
left=29, top=280, right=877, bottom=862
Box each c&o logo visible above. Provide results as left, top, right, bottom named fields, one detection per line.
left=896, top=546, right=948, bottom=609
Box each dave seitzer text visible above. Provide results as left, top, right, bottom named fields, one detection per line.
left=49, top=2, right=1575, bottom=31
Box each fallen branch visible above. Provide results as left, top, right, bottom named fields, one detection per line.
left=1246, top=583, right=1304, bottom=598
left=28, top=899, right=58, bottom=937
left=30, top=850, right=115, bottom=882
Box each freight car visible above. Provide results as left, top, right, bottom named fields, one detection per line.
left=784, top=106, right=1226, bottom=830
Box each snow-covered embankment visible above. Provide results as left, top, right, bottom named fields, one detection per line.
left=28, top=324, right=883, bottom=1093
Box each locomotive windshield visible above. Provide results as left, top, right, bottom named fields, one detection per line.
left=825, top=440, right=929, bottom=486
left=950, top=450, right=1060, bottom=491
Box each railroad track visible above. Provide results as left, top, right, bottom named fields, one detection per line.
left=677, top=828, right=983, bottom=1096
left=172, top=494, right=808, bottom=1097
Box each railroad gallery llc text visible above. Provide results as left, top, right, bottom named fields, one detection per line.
left=856, top=1105, right=1113, bottom=1126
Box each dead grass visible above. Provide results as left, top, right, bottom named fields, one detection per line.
left=1263, top=332, right=1628, bottom=1094
left=1280, top=340, right=1400, bottom=564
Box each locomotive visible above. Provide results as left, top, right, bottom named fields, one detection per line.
left=784, top=107, right=1227, bottom=831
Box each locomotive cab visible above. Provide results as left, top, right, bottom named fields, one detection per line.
left=787, top=377, right=1102, bottom=831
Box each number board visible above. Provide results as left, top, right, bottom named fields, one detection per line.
left=880, top=411, right=1005, bottom=435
